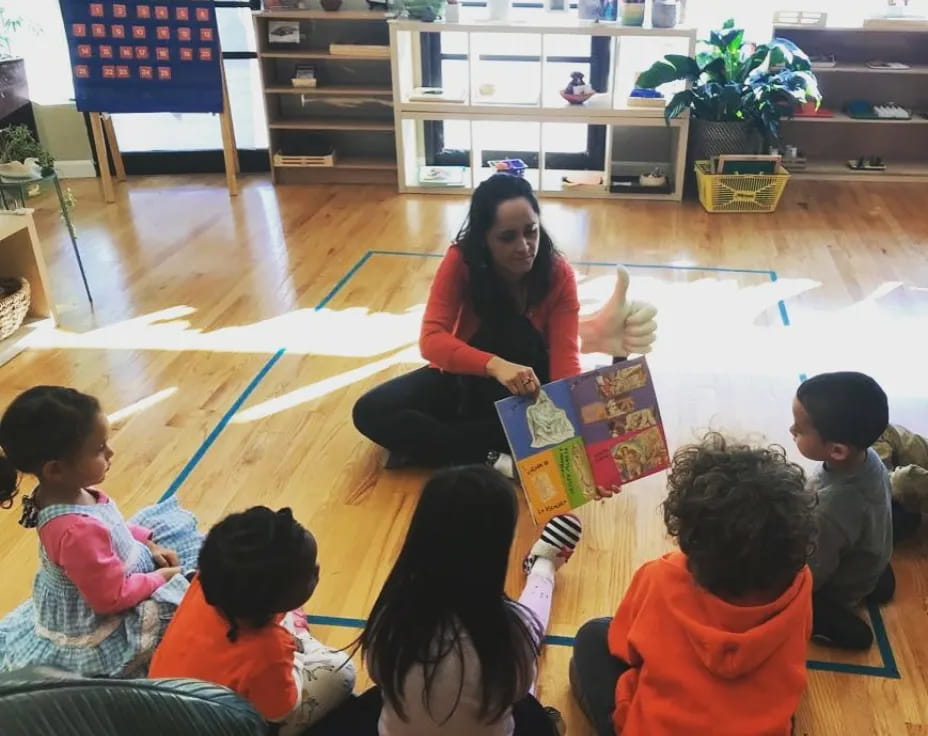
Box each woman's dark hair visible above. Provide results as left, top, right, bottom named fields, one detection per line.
left=0, top=386, right=101, bottom=509
left=662, top=433, right=815, bottom=600
left=455, top=174, right=559, bottom=321
left=359, top=465, right=538, bottom=724
left=796, top=371, right=888, bottom=449
left=198, top=506, right=317, bottom=642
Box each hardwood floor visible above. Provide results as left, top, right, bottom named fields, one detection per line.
left=1, top=174, right=927, bottom=734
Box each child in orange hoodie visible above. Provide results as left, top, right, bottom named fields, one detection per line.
left=569, top=434, right=815, bottom=736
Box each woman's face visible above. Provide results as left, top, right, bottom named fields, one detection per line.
left=486, top=196, right=540, bottom=280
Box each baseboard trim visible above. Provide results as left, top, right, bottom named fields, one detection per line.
left=55, top=160, right=96, bottom=179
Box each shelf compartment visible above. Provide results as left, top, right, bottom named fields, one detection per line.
left=265, top=86, right=393, bottom=96
left=260, top=50, right=391, bottom=60
left=269, top=118, right=394, bottom=131
left=398, top=117, right=474, bottom=191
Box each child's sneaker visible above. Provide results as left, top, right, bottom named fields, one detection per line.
left=523, top=514, right=583, bottom=574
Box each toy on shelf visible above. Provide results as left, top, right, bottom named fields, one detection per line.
left=794, top=101, right=834, bottom=117
left=639, top=167, right=666, bottom=187
left=627, top=87, right=664, bottom=108
left=848, top=156, right=887, bottom=171
left=488, top=158, right=526, bottom=177
left=561, top=72, right=595, bottom=105
left=846, top=101, right=912, bottom=120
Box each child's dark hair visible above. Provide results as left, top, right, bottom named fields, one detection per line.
left=198, top=506, right=316, bottom=642
left=796, top=371, right=888, bottom=449
left=359, top=465, right=538, bottom=724
left=663, top=434, right=815, bottom=600
left=0, top=386, right=101, bottom=508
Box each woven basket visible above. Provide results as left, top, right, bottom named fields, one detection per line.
left=0, top=277, right=31, bottom=342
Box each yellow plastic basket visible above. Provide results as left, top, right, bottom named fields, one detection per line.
left=695, top=161, right=790, bottom=213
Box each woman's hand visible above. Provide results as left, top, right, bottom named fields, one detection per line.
left=147, top=540, right=180, bottom=568
left=487, top=357, right=541, bottom=397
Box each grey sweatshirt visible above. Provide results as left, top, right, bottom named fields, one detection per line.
left=808, top=448, right=893, bottom=604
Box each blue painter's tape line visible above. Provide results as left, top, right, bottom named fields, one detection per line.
left=159, top=348, right=287, bottom=502
left=316, top=252, right=374, bottom=311
left=307, top=614, right=368, bottom=629
left=868, top=599, right=900, bottom=678
left=367, top=249, right=774, bottom=275
left=769, top=271, right=792, bottom=327
left=806, top=659, right=896, bottom=678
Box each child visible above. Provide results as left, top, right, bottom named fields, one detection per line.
left=149, top=506, right=356, bottom=733
left=570, top=435, right=814, bottom=736
left=0, top=386, right=202, bottom=676
left=791, top=371, right=895, bottom=649
left=309, top=465, right=582, bottom=736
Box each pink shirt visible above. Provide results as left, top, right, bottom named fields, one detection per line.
left=38, top=491, right=166, bottom=615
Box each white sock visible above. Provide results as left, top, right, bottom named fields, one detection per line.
left=493, top=452, right=515, bottom=479
left=530, top=557, right=556, bottom=581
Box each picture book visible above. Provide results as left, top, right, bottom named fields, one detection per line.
left=495, top=357, right=670, bottom=524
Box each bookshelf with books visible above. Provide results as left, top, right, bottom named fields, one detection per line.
left=389, top=14, right=696, bottom=200
left=255, top=10, right=397, bottom=184
left=775, top=22, right=928, bottom=183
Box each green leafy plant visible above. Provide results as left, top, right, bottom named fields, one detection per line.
left=0, top=124, right=55, bottom=174
left=0, top=7, right=23, bottom=59
left=636, top=19, right=821, bottom=144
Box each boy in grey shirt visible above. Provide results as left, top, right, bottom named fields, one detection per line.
left=791, top=372, right=894, bottom=650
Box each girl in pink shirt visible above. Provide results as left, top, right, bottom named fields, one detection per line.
left=0, top=386, right=202, bottom=676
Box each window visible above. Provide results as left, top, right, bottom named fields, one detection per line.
left=422, top=31, right=609, bottom=170
left=111, top=2, right=268, bottom=160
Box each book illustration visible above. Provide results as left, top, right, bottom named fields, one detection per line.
left=496, top=356, right=669, bottom=524
left=612, top=427, right=669, bottom=482
left=527, top=389, right=576, bottom=448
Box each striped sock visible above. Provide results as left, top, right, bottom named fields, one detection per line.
left=523, top=514, right=583, bottom=574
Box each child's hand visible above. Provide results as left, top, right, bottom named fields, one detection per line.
left=147, top=541, right=180, bottom=568
left=596, top=484, right=621, bottom=499
left=158, top=566, right=182, bottom=582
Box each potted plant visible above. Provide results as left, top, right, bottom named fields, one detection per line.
left=635, top=19, right=821, bottom=163
left=0, top=124, right=54, bottom=178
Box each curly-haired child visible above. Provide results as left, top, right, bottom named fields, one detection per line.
left=0, top=386, right=202, bottom=676
left=569, top=434, right=815, bottom=736
left=150, top=506, right=355, bottom=733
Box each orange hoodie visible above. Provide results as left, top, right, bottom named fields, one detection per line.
left=607, top=551, right=812, bottom=736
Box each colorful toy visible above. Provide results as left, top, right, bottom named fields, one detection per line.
left=561, top=71, right=595, bottom=104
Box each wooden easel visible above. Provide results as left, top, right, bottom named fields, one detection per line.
left=88, top=67, right=239, bottom=203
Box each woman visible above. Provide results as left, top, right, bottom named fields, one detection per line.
left=307, top=465, right=582, bottom=736
left=352, top=174, right=581, bottom=475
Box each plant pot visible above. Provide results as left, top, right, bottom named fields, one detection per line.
left=0, top=277, right=30, bottom=342
left=320, top=0, right=342, bottom=10
left=685, top=120, right=762, bottom=194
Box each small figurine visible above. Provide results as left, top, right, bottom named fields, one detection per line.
left=561, top=71, right=595, bottom=104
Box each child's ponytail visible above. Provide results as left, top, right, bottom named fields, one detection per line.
left=0, top=447, right=20, bottom=509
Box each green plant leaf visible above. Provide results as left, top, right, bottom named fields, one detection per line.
left=700, top=56, right=727, bottom=82
left=664, top=89, right=695, bottom=122
left=636, top=55, right=700, bottom=88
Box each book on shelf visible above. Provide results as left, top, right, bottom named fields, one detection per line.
left=268, top=21, right=300, bottom=44
left=408, top=87, right=466, bottom=103
left=417, top=166, right=467, bottom=187
left=329, top=43, right=390, bottom=58
left=495, top=357, right=670, bottom=524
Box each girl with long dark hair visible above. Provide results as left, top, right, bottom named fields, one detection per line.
left=352, top=174, right=582, bottom=476
left=309, top=465, right=583, bottom=736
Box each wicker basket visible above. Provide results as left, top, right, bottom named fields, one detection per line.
left=0, top=277, right=31, bottom=342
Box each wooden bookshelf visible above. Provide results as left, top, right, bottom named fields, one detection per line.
left=776, top=24, right=928, bottom=183
left=255, top=10, right=396, bottom=185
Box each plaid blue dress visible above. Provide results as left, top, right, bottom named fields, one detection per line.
left=0, top=495, right=202, bottom=677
